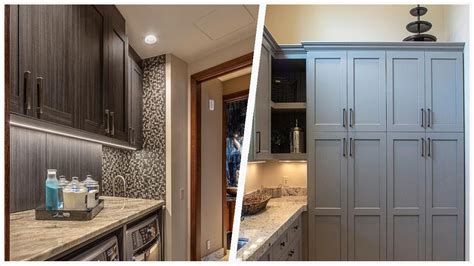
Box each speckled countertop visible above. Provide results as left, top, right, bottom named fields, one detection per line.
left=237, top=196, right=307, bottom=261
left=10, top=196, right=165, bottom=261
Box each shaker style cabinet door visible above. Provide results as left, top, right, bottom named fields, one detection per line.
left=307, top=51, right=347, bottom=132
left=387, top=132, right=426, bottom=260
left=18, top=5, right=76, bottom=127
left=253, top=41, right=272, bottom=159
left=425, top=52, right=464, bottom=132
left=347, top=132, right=386, bottom=260
left=128, top=57, right=144, bottom=148
left=348, top=51, right=386, bottom=132
left=387, top=51, right=425, bottom=132
left=79, top=6, right=107, bottom=135
left=309, top=132, right=348, bottom=260
left=104, top=6, right=129, bottom=141
left=425, top=133, right=464, bottom=260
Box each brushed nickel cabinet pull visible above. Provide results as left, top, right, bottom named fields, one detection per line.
left=343, top=138, right=347, bottom=157
left=349, top=108, right=353, bottom=127
left=421, top=137, right=425, bottom=157
left=128, top=127, right=133, bottom=144
left=343, top=108, right=346, bottom=128
left=421, top=108, right=424, bottom=128
left=256, top=131, right=261, bottom=153
left=110, top=111, right=115, bottom=136
left=36, top=77, right=44, bottom=117
left=349, top=137, right=353, bottom=157
left=427, top=108, right=431, bottom=128
left=132, top=128, right=135, bottom=145
left=427, top=138, right=431, bottom=157
left=23, top=71, right=31, bottom=115
left=105, top=109, right=110, bottom=134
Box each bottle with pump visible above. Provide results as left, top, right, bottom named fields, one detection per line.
left=45, top=169, right=59, bottom=210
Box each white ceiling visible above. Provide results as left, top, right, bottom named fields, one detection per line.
left=116, top=5, right=258, bottom=62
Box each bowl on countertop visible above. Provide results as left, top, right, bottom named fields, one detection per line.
left=242, top=191, right=272, bottom=216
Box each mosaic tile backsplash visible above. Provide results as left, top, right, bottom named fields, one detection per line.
left=102, top=55, right=166, bottom=200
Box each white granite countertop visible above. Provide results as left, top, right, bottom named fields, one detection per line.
left=237, top=196, right=307, bottom=261
left=10, top=196, right=165, bottom=261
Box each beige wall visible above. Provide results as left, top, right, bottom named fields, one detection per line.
left=165, top=54, right=189, bottom=261
left=223, top=74, right=251, bottom=95
left=200, top=78, right=224, bottom=256
left=265, top=5, right=447, bottom=44
left=245, top=161, right=307, bottom=193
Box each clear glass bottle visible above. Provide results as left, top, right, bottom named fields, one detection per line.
left=63, top=177, right=88, bottom=210
left=57, top=176, right=69, bottom=209
left=83, top=175, right=99, bottom=208
left=45, top=169, right=59, bottom=210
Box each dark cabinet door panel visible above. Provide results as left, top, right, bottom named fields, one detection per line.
left=129, top=56, right=143, bottom=148
left=19, top=5, right=75, bottom=126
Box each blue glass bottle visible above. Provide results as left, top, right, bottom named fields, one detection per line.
left=45, top=169, right=59, bottom=210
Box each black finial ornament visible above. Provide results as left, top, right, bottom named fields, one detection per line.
left=403, top=5, right=437, bottom=42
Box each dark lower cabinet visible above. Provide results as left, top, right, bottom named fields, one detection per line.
left=128, top=56, right=144, bottom=148
left=8, top=5, right=130, bottom=143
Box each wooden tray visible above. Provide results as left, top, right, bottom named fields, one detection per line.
left=35, top=199, right=104, bottom=221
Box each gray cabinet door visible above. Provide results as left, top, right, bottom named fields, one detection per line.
left=348, top=51, right=386, bottom=132
left=425, top=133, right=464, bottom=260
left=307, top=51, right=347, bottom=132
left=348, top=132, right=386, bottom=260
left=254, top=42, right=272, bottom=159
left=387, top=51, right=425, bottom=132
left=425, top=52, right=464, bottom=132
left=309, top=132, right=348, bottom=260
left=387, top=132, right=426, bottom=260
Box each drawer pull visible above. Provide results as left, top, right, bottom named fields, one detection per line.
left=280, top=242, right=286, bottom=247
left=293, top=225, right=299, bottom=230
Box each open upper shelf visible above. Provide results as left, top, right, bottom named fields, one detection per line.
left=271, top=58, right=306, bottom=103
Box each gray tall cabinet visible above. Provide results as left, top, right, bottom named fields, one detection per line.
left=305, top=43, right=465, bottom=261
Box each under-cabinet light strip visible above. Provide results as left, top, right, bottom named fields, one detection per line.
left=10, top=120, right=137, bottom=151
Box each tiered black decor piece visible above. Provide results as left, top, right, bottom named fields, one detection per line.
left=403, top=5, right=437, bottom=42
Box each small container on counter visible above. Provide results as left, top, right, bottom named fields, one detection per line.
left=83, top=175, right=100, bottom=209
left=63, top=177, right=88, bottom=210
left=45, top=169, right=59, bottom=210
left=57, top=176, right=69, bottom=209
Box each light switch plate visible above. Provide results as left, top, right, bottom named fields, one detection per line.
left=206, top=240, right=211, bottom=250
left=209, top=99, right=215, bottom=111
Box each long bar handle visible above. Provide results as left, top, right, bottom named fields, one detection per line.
left=421, top=137, right=425, bottom=157
left=427, top=108, right=431, bottom=128
left=342, top=108, right=346, bottom=128
left=105, top=109, right=110, bottom=134
left=421, top=108, right=425, bottom=128
left=427, top=138, right=431, bottom=157
left=23, top=71, right=31, bottom=115
left=349, top=137, right=353, bottom=157
left=349, top=108, right=353, bottom=127
left=36, top=77, right=44, bottom=117
left=343, top=138, right=347, bottom=157
left=110, top=111, right=115, bottom=136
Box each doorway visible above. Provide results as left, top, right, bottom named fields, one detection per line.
left=190, top=53, right=253, bottom=260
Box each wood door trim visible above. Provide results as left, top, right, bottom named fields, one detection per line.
left=4, top=5, right=11, bottom=261
left=190, top=52, right=252, bottom=260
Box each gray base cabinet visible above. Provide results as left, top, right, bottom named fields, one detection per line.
left=258, top=215, right=303, bottom=261
left=305, top=43, right=465, bottom=261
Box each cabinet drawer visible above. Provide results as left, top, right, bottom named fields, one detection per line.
left=288, top=216, right=302, bottom=244
left=271, top=231, right=289, bottom=259
left=258, top=247, right=272, bottom=261
left=279, top=236, right=302, bottom=261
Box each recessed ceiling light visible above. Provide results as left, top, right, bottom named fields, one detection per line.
left=144, top=35, right=157, bottom=44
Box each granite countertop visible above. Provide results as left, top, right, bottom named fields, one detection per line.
left=237, top=196, right=307, bottom=261
left=10, top=196, right=165, bottom=261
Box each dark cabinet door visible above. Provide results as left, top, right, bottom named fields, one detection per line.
left=18, top=5, right=75, bottom=127
left=79, top=6, right=107, bottom=135
left=128, top=56, right=144, bottom=148
left=105, top=6, right=128, bottom=141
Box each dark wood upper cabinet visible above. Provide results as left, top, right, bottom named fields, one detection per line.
left=128, top=55, right=144, bottom=149
left=8, top=5, right=131, bottom=143
left=16, top=5, right=76, bottom=127
left=104, top=6, right=128, bottom=141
